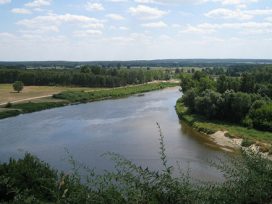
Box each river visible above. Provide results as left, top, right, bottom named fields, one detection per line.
left=0, top=87, right=229, bottom=181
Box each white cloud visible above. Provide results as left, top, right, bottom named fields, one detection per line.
left=74, top=30, right=102, bottom=37
left=85, top=2, right=104, bottom=11
left=119, top=26, right=129, bottom=30
left=109, top=0, right=128, bottom=2
left=132, top=0, right=257, bottom=5
left=135, top=0, right=155, bottom=3
left=25, top=0, right=52, bottom=8
left=17, top=13, right=103, bottom=34
left=182, top=22, right=272, bottom=34
left=201, top=0, right=258, bottom=5
left=206, top=8, right=272, bottom=20
left=142, top=21, right=167, bottom=28
left=181, top=23, right=217, bottom=34
left=129, top=5, right=167, bottom=20
left=106, top=13, right=124, bottom=20
left=0, top=0, right=11, bottom=4
left=205, top=8, right=252, bottom=20
left=11, top=8, right=32, bottom=14
left=0, top=32, right=15, bottom=39
left=266, top=17, right=272, bottom=22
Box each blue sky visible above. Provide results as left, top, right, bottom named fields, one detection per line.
left=0, top=0, right=272, bottom=61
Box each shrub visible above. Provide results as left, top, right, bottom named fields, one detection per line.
left=13, top=81, right=24, bottom=93
left=5, top=102, right=12, bottom=108
left=241, top=139, right=255, bottom=147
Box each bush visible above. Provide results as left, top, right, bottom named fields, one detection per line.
left=0, top=153, right=58, bottom=203
left=5, top=102, right=12, bottom=108
left=241, top=139, right=255, bottom=147
left=248, top=102, right=272, bottom=131
left=13, top=81, right=24, bottom=93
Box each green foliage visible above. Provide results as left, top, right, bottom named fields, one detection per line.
left=194, top=89, right=221, bottom=119
left=0, top=68, right=170, bottom=88
left=175, top=101, right=272, bottom=143
left=0, top=110, right=21, bottom=119
left=180, top=66, right=272, bottom=131
left=180, top=74, right=195, bottom=93
left=241, top=139, right=255, bottom=147
left=182, top=89, right=259, bottom=123
left=240, top=73, right=256, bottom=93
left=248, top=102, right=272, bottom=131
left=181, top=88, right=197, bottom=112
left=217, top=75, right=240, bottom=93
left=12, top=102, right=67, bottom=113
left=0, top=153, right=58, bottom=203
left=13, top=81, right=24, bottom=93
left=54, top=82, right=178, bottom=103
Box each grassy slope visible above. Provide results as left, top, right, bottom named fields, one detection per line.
left=176, top=99, right=272, bottom=144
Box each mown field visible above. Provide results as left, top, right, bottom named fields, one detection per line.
left=0, top=84, right=103, bottom=105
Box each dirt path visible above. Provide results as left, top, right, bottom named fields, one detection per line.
left=0, top=95, right=53, bottom=106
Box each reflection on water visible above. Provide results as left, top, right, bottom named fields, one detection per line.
left=0, top=87, right=231, bottom=181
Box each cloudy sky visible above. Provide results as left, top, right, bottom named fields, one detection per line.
left=0, top=0, right=272, bottom=61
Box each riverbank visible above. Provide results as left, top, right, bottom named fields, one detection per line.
left=175, top=99, right=272, bottom=155
left=0, top=82, right=178, bottom=120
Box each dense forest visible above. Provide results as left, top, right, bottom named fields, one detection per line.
left=180, top=65, right=272, bottom=131
left=0, top=66, right=171, bottom=88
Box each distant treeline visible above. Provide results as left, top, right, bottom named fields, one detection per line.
left=0, top=66, right=171, bottom=87
left=1, top=59, right=272, bottom=69
left=180, top=65, right=272, bottom=131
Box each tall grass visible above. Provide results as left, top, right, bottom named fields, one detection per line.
left=53, top=82, right=178, bottom=103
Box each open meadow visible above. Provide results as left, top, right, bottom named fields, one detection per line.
left=0, top=84, right=104, bottom=105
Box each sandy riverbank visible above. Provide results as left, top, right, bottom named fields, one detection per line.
left=209, top=131, right=272, bottom=160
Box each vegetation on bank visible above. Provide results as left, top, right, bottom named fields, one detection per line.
left=53, top=82, right=178, bottom=103
left=1, top=127, right=272, bottom=204
left=0, top=82, right=178, bottom=120
left=176, top=101, right=272, bottom=147
left=0, top=102, right=68, bottom=119
left=176, top=65, right=272, bottom=152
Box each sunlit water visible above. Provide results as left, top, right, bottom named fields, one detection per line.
left=0, top=87, right=230, bottom=181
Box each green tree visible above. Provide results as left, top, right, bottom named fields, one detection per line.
left=240, top=73, right=255, bottom=93
left=182, top=88, right=197, bottom=112
left=13, top=81, right=24, bottom=93
left=198, top=77, right=215, bottom=92
left=180, top=75, right=195, bottom=93
left=80, top=66, right=90, bottom=73
left=248, top=101, right=272, bottom=131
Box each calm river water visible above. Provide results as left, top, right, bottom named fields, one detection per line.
left=0, top=87, right=228, bottom=181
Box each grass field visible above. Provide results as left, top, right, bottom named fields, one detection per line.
left=0, top=84, right=103, bottom=105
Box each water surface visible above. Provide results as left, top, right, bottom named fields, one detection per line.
left=0, top=87, right=228, bottom=181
